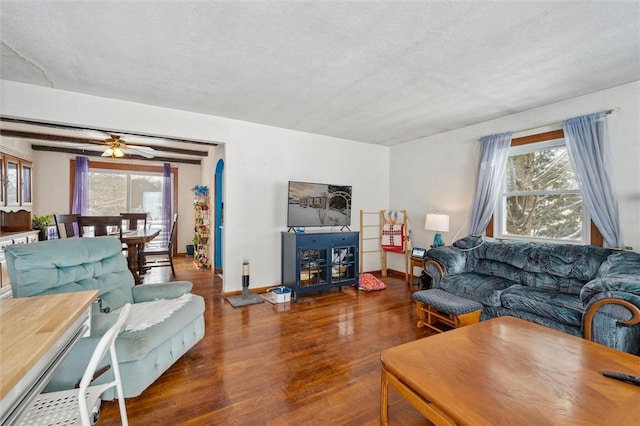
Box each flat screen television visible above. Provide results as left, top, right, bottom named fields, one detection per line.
left=287, top=181, right=352, bottom=228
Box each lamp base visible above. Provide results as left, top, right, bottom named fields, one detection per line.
left=432, top=233, right=444, bottom=248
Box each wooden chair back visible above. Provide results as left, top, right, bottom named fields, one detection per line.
left=143, top=213, right=178, bottom=276
left=78, top=215, right=123, bottom=237
left=120, top=213, right=148, bottom=231
left=54, top=214, right=80, bottom=238
left=167, top=213, right=179, bottom=252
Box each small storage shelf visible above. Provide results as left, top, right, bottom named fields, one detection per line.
left=193, top=193, right=211, bottom=269
left=281, top=231, right=359, bottom=301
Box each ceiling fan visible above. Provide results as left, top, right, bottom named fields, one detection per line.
left=101, top=135, right=155, bottom=158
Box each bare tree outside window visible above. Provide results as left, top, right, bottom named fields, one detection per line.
left=498, top=140, right=584, bottom=242
left=88, top=171, right=163, bottom=222
left=88, top=172, right=127, bottom=215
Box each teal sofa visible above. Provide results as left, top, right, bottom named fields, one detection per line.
left=5, top=236, right=205, bottom=398
left=423, top=236, right=640, bottom=354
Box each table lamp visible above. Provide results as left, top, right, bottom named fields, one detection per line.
left=425, top=213, right=449, bottom=248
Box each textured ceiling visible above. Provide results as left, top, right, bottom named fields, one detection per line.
left=1, top=1, right=639, bottom=146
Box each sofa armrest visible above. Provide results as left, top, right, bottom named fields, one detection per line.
left=132, top=281, right=193, bottom=302
left=423, top=260, right=443, bottom=288
left=584, top=297, right=640, bottom=341
left=582, top=290, right=640, bottom=354
left=425, top=246, right=467, bottom=275
left=580, top=275, right=640, bottom=306
left=423, top=246, right=468, bottom=289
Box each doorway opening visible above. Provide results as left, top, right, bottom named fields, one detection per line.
left=214, top=159, right=224, bottom=273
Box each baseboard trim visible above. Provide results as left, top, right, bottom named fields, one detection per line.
left=384, top=269, right=407, bottom=279
left=224, top=285, right=277, bottom=297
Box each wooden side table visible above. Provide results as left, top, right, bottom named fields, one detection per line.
left=408, top=256, right=423, bottom=291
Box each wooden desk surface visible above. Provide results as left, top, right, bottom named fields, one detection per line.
left=381, top=317, right=640, bottom=425
left=0, top=290, right=99, bottom=400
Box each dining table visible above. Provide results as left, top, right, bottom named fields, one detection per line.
left=119, top=228, right=160, bottom=285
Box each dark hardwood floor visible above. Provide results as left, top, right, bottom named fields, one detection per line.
left=99, top=257, right=434, bottom=425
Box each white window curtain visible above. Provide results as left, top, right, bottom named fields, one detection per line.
left=468, top=132, right=513, bottom=235
left=562, top=112, right=622, bottom=248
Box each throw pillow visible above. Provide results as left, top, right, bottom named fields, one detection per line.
left=358, top=273, right=387, bottom=291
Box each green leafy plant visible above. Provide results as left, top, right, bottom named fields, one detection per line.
left=32, top=214, right=54, bottom=230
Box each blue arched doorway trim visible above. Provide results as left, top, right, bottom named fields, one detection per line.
left=214, top=159, right=224, bottom=270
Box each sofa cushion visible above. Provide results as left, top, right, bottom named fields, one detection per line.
left=519, top=271, right=586, bottom=295
left=500, top=285, right=584, bottom=327
left=437, top=272, right=514, bottom=307
left=597, top=251, right=640, bottom=277
left=469, top=240, right=611, bottom=294
left=474, top=240, right=533, bottom=270
left=545, top=244, right=611, bottom=282
left=473, top=259, right=522, bottom=283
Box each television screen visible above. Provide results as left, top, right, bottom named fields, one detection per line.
left=287, top=181, right=352, bottom=228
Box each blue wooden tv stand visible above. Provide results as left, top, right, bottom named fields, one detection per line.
left=281, top=231, right=359, bottom=301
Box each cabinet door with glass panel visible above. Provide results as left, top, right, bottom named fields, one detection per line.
left=4, top=156, right=19, bottom=206
left=21, top=162, right=32, bottom=206
left=0, top=157, right=4, bottom=206
left=1, top=155, right=32, bottom=207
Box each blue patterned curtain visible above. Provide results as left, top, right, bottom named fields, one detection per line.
left=71, top=156, right=89, bottom=215
left=562, top=112, right=622, bottom=248
left=161, top=163, right=172, bottom=246
left=468, top=132, right=513, bottom=235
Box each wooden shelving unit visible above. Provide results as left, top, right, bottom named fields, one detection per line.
left=193, top=189, right=211, bottom=269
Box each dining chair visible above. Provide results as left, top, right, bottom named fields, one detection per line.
left=54, top=214, right=80, bottom=238
left=143, top=213, right=178, bottom=276
left=120, top=213, right=148, bottom=231
left=17, top=304, right=131, bottom=426
left=78, top=216, right=123, bottom=238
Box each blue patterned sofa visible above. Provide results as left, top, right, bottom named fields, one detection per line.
left=5, top=236, right=206, bottom=398
left=424, top=236, right=640, bottom=354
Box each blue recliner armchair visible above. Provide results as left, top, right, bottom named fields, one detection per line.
left=5, top=236, right=205, bottom=398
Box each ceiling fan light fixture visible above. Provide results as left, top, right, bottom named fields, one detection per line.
left=102, top=136, right=127, bottom=158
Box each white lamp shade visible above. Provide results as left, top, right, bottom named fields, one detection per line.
left=425, top=213, right=450, bottom=233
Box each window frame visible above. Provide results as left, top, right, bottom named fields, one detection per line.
left=486, top=129, right=604, bottom=246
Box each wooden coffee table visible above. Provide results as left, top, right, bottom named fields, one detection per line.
left=381, top=317, right=640, bottom=425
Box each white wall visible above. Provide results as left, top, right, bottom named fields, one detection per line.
left=223, top=120, right=388, bottom=288
left=1, top=81, right=390, bottom=292
left=390, top=81, right=640, bottom=271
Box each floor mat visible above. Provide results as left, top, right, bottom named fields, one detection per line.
left=226, top=293, right=264, bottom=307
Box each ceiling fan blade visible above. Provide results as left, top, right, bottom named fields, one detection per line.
left=127, top=146, right=155, bottom=158
left=75, top=143, right=104, bottom=150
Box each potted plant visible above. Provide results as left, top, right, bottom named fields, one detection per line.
left=32, top=214, right=54, bottom=241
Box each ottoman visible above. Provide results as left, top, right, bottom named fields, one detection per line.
left=412, top=289, right=483, bottom=333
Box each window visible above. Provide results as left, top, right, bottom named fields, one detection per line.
left=71, top=161, right=177, bottom=246
left=495, top=135, right=588, bottom=244
left=87, top=170, right=164, bottom=220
